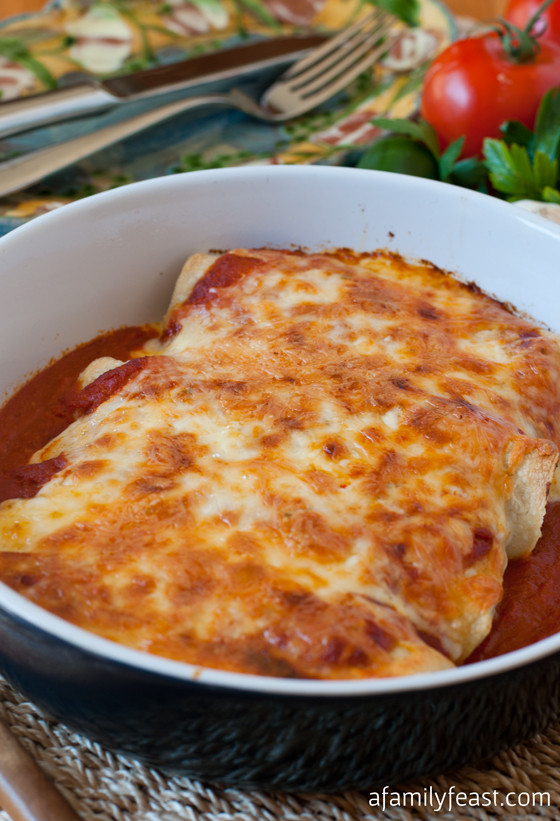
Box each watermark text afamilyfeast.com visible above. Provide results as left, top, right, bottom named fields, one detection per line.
left=369, top=786, right=552, bottom=813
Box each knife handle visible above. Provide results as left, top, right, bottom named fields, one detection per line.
left=0, top=85, right=118, bottom=140
left=0, top=92, right=236, bottom=198
left=0, top=720, right=82, bottom=821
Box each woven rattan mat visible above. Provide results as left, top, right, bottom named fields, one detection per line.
left=0, top=677, right=559, bottom=821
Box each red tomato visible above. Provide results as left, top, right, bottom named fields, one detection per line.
left=420, top=32, right=560, bottom=157
left=505, top=0, right=560, bottom=44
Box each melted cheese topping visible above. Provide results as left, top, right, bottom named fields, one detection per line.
left=0, top=248, right=559, bottom=679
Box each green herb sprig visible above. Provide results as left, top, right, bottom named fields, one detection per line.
left=357, top=116, right=487, bottom=190
left=357, top=85, right=560, bottom=202
left=483, top=86, right=560, bottom=203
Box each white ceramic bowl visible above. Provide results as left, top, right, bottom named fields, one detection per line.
left=0, top=165, right=560, bottom=790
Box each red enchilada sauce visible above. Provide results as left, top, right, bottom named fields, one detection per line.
left=0, top=323, right=559, bottom=664
left=0, top=326, right=155, bottom=488
left=467, top=502, right=560, bottom=663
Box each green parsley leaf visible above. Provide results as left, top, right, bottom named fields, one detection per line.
left=371, top=117, right=439, bottom=157
left=439, top=137, right=464, bottom=182
left=366, top=116, right=487, bottom=190
left=533, top=151, right=558, bottom=190
left=357, top=134, right=439, bottom=178
left=450, top=156, right=488, bottom=191
left=533, top=86, right=560, bottom=163
left=482, top=87, right=560, bottom=202
left=499, top=120, right=534, bottom=152
left=483, top=139, right=541, bottom=200
left=543, top=186, right=560, bottom=204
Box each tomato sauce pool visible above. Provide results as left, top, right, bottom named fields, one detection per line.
left=0, top=326, right=155, bottom=469
left=467, top=502, right=560, bottom=663
left=0, top=324, right=559, bottom=664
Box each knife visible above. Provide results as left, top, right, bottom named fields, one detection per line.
left=0, top=33, right=325, bottom=140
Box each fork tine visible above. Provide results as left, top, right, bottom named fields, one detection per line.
left=279, top=10, right=391, bottom=81
left=262, top=15, right=402, bottom=119
left=298, top=32, right=402, bottom=104
left=0, top=11, right=406, bottom=195
left=288, top=17, right=397, bottom=94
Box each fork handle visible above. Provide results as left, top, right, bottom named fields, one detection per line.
left=0, top=93, right=231, bottom=199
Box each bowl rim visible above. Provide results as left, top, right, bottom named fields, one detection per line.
left=2, top=164, right=560, bottom=249
left=2, top=164, right=560, bottom=697
left=1, top=578, right=559, bottom=696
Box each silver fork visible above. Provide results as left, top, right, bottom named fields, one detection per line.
left=0, top=10, right=401, bottom=198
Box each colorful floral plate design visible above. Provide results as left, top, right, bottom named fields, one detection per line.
left=0, top=0, right=455, bottom=236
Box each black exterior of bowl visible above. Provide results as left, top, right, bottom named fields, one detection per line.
left=0, top=601, right=558, bottom=792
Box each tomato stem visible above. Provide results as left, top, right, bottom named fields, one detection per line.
left=493, top=0, right=556, bottom=63
left=526, top=0, right=557, bottom=37
left=497, top=20, right=539, bottom=61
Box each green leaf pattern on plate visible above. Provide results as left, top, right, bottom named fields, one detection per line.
left=0, top=0, right=455, bottom=235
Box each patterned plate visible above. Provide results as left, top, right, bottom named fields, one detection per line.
left=0, top=0, right=455, bottom=236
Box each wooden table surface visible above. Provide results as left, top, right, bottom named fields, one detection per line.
left=5, top=0, right=508, bottom=21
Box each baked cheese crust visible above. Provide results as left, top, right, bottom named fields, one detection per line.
left=0, top=248, right=559, bottom=678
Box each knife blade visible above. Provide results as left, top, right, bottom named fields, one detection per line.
left=0, top=33, right=325, bottom=140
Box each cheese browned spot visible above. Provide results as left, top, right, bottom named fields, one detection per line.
left=0, top=248, right=559, bottom=679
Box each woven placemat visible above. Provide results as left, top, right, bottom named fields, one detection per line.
left=0, top=676, right=559, bottom=821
